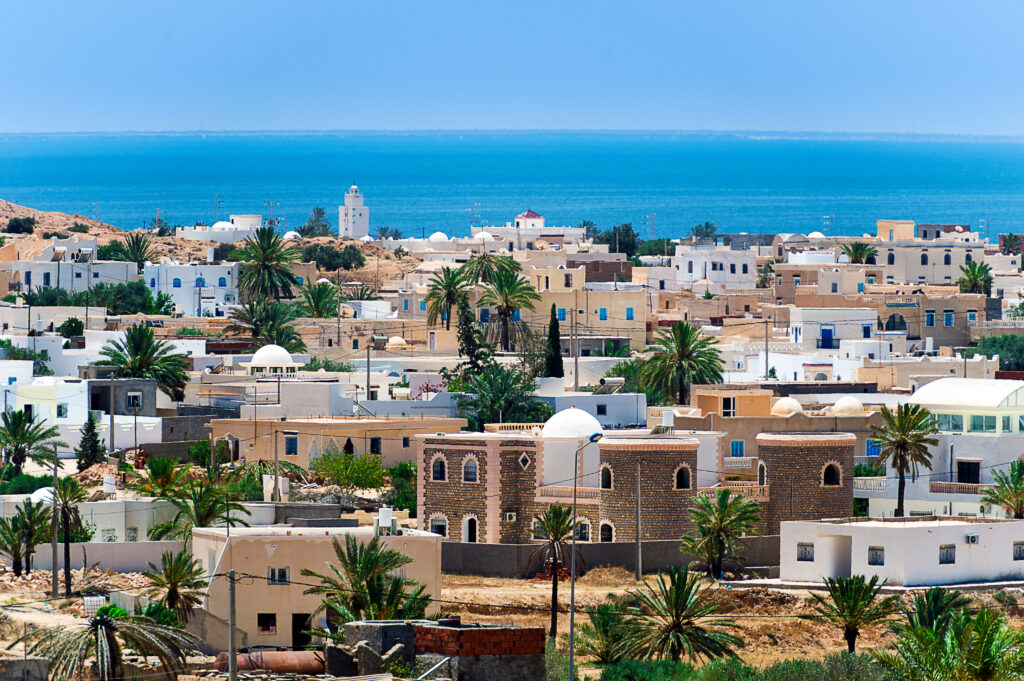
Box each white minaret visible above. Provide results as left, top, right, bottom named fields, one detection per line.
left=339, top=184, right=369, bottom=238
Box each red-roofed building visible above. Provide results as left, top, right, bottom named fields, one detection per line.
left=514, top=210, right=545, bottom=229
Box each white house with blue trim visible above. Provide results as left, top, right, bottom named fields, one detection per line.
left=143, top=263, right=239, bottom=317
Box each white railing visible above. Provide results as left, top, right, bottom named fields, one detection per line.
left=536, top=485, right=601, bottom=500
left=723, top=457, right=756, bottom=469
left=929, top=481, right=992, bottom=495
left=853, top=477, right=887, bottom=491
left=700, top=483, right=770, bottom=502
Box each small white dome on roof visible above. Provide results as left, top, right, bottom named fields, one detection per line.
left=832, top=395, right=864, bottom=416
left=541, top=407, right=604, bottom=440
left=283, top=231, right=301, bottom=240
left=771, top=397, right=804, bottom=416
left=808, top=231, right=826, bottom=239
left=360, top=235, right=374, bottom=242
left=428, top=231, right=449, bottom=242
left=211, top=221, right=232, bottom=230
left=316, top=277, right=332, bottom=285
left=389, top=336, right=407, bottom=346
left=476, top=231, right=495, bottom=241
left=249, top=344, right=293, bottom=366
left=349, top=184, right=359, bottom=193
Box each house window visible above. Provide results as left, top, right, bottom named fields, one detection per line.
left=966, top=252, right=973, bottom=263
left=957, top=460, right=981, bottom=484
left=557, top=308, right=566, bottom=322
left=402, top=436, right=410, bottom=448
left=939, top=544, right=956, bottom=565
left=968, top=310, right=977, bottom=327
left=125, top=527, right=139, bottom=542
left=564, top=273, right=573, bottom=287
left=887, top=252, right=895, bottom=265
left=126, top=392, right=142, bottom=410
left=730, top=263, right=736, bottom=274
left=195, top=277, right=205, bottom=288
left=267, top=567, right=289, bottom=585
left=56, top=403, right=68, bottom=418
left=257, top=613, right=277, bottom=634
left=596, top=404, right=607, bottom=416
left=730, top=440, right=744, bottom=457
left=600, top=523, right=614, bottom=542
left=420, top=300, right=426, bottom=311
left=794, top=277, right=801, bottom=286
left=742, top=264, right=748, bottom=274
left=1015, top=541, right=1024, bottom=561
left=101, top=528, right=117, bottom=542
left=403, top=299, right=409, bottom=311
left=370, top=437, right=382, bottom=455
left=937, top=414, right=963, bottom=432
left=512, top=309, right=521, bottom=321
left=429, top=517, right=447, bottom=537
left=822, top=464, right=841, bottom=487
left=921, top=252, right=928, bottom=265
left=831, top=282, right=838, bottom=293
left=219, top=277, right=227, bottom=287
left=722, top=397, right=736, bottom=417
left=969, top=415, right=996, bottom=433
left=599, top=308, right=608, bottom=321
left=674, top=467, right=691, bottom=490
left=600, top=466, right=612, bottom=489
left=149, top=278, right=155, bottom=287
left=1003, top=415, right=1012, bottom=433
left=480, top=309, right=489, bottom=323
left=432, top=458, right=447, bottom=481
left=625, top=307, right=634, bottom=321
left=944, top=310, right=954, bottom=327
left=866, top=439, right=881, bottom=457
left=659, top=280, right=666, bottom=290
left=463, top=458, right=478, bottom=483
left=172, top=278, right=181, bottom=288
left=944, top=252, right=951, bottom=265
left=574, top=521, right=590, bottom=542
left=284, top=436, right=298, bottom=456
left=862, top=324, right=871, bottom=339
left=797, top=542, right=815, bottom=562
left=868, top=546, right=884, bottom=566
left=43, top=273, right=50, bottom=286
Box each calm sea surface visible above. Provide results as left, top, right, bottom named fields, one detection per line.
left=2, top=131, right=1024, bottom=238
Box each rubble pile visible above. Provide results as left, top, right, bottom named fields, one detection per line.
left=72, top=464, right=123, bottom=486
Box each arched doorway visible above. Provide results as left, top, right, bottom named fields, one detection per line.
left=463, top=517, right=478, bottom=543
left=600, top=523, right=614, bottom=542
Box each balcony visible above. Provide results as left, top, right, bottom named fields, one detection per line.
left=723, top=456, right=756, bottom=470
left=536, top=485, right=600, bottom=501
left=816, top=338, right=839, bottom=349
left=853, top=477, right=887, bottom=491
left=929, top=481, right=991, bottom=495
left=700, top=482, right=770, bottom=502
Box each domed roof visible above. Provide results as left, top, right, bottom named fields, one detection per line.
left=316, top=277, right=332, bottom=284
left=360, top=235, right=374, bottom=242
left=831, top=395, right=864, bottom=416
left=388, top=336, right=407, bottom=346
left=211, top=220, right=232, bottom=230
left=808, top=231, right=826, bottom=239
left=283, top=230, right=301, bottom=240
left=249, top=344, right=293, bottom=366
left=349, top=184, right=359, bottom=193
left=428, top=231, right=449, bottom=243
left=771, top=397, right=804, bottom=416
left=476, top=231, right=495, bottom=241
left=541, top=407, right=604, bottom=440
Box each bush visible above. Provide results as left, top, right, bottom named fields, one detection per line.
left=136, top=600, right=179, bottom=626
left=5, top=217, right=36, bottom=234
left=601, top=660, right=695, bottom=681
left=56, top=317, right=84, bottom=339
left=96, top=604, right=128, bottom=619
left=382, top=462, right=416, bottom=517
left=815, top=653, right=884, bottom=681
left=69, top=222, right=91, bottom=233
left=0, top=473, right=52, bottom=495
left=545, top=639, right=579, bottom=681
left=339, top=244, right=366, bottom=270
left=303, top=244, right=344, bottom=271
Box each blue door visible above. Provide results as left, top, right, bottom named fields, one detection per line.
left=820, top=327, right=834, bottom=348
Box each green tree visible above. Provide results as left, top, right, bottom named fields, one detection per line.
left=382, top=462, right=417, bottom=517
left=297, top=207, right=333, bottom=237
left=15, top=500, right=49, bottom=575
left=98, top=324, right=188, bottom=400
left=425, top=267, right=468, bottom=331
left=107, top=232, right=154, bottom=272
left=756, top=262, right=775, bottom=288
left=459, top=251, right=521, bottom=285
left=478, top=269, right=541, bottom=351
left=530, top=504, right=581, bottom=640
left=52, top=477, right=88, bottom=597
left=239, top=226, right=301, bottom=300
left=0, top=341, right=53, bottom=376
left=455, top=295, right=494, bottom=375
left=75, top=411, right=107, bottom=472
left=576, top=603, right=628, bottom=664
left=895, top=586, right=970, bottom=635
left=310, top=447, right=385, bottom=501
left=301, top=535, right=429, bottom=623
left=141, top=550, right=207, bottom=623
left=983, top=460, right=1024, bottom=519
left=619, top=567, right=741, bottom=663
left=56, top=317, right=84, bottom=338
left=0, top=517, right=26, bottom=576
left=593, top=223, right=640, bottom=258
left=641, top=322, right=723, bottom=405
left=957, top=261, right=994, bottom=296
left=456, top=364, right=551, bottom=431
left=346, top=283, right=380, bottom=300
left=690, top=221, right=718, bottom=241
left=226, top=299, right=305, bottom=351
left=842, top=242, right=879, bottom=264
left=339, top=244, right=366, bottom=270
left=129, top=457, right=190, bottom=498
left=375, top=226, right=403, bottom=240
left=801, top=575, right=899, bottom=653
left=604, top=358, right=668, bottom=406
left=870, top=404, right=939, bottom=517
left=5, top=217, right=36, bottom=234
left=1002, top=234, right=1023, bottom=256
left=302, top=243, right=344, bottom=271
left=298, top=281, right=339, bottom=318
left=149, top=480, right=251, bottom=542
left=544, top=304, right=564, bottom=378
left=970, top=335, right=1024, bottom=371
left=17, top=611, right=200, bottom=681
left=680, top=488, right=761, bottom=580
left=0, top=410, right=64, bottom=475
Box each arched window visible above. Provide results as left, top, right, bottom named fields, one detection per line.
left=429, top=516, right=448, bottom=537
left=758, top=463, right=767, bottom=486
left=600, top=522, right=614, bottom=542
left=866, top=255, right=876, bottom=265
left=172, top=278, right=182, bottom=288
left=887, top=251, right=895, bottom=265
left=463, top=516, right=478, bottom=543
left=920, top=252, right=928, bottom=266
left=674, top=466, right=691, bottom=490
left=149, top=278, right=156, bottom=288
left=218, top=277, right=227, bottom=287
left=431, top=457, right=447, bottom=481
left=823, top=463, right=841, bottom=487
left=966, top=252, right=973, bottom=263
left=195, top=277, right=205, bottom=288
left=600, top=466, right=612, bottom=489
left=944, top=253, right=951, bottom=265
left=463, top=458, right=478, bottom=483
left=575, top=520, right=590, bottom=542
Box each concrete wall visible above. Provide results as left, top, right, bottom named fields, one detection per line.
left=32, top=540, right=185, bottom=571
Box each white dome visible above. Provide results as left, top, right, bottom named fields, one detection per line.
left=771, top=397, right=804, bottom=416
left=832, top=395, right=864, bottom=416
left=428, top=231, right=449, bottom=243
left=360, top=235, right=374, bottom=242
left=389, top=336, right=407, bottom=346
left=808, top=231, right=826, bottom=239
left=349, top=184, right=359, bottom=193
left=249, top=344, right=293, bottom=366
left=316, top=277, right=332, bottom=284
left=211, top=221, right=232, bottom=230
left=541, top=407, right=604, bottom=440
left=30, top=487, right=54, bottom=504
left=283, top=231, right=301, bottom=240
left=476, top=231, right=495, bottom=241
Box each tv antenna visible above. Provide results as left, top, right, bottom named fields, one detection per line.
left=467, top=202, right=482, bottom=231
left=263, top=201, right=281, bottom=229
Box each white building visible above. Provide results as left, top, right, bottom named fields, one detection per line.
left=789, top=307, right=877, bottom=353
left=670, top=245, right=757, bottom=291
left=338, top=185, right=369, bottom=239
left=176, top=215, right=261, bottom=243
left=472, top=210, right=587, bottom=251
left=781, top=517, right=1024, bottom=586
left=0, top=261, right=137, bottom=294
left=143, top=263, right=239, bottom=317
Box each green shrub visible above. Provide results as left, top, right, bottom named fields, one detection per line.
left=56, top=317, right=84, bottom=339
left=96, top=604, right=128, bottom=619
left=136, top=600, right=179, bottom=626
left=70, top=223, right=91, bottom=233
left=601, top=659, right=696, bottom=681
left=545, top=639, right=579, bottom=681
left=815, top=653, right=884, bottom=681
left=693, top=658, right=754, bottom=681
left=994, top=589, right=1018, bottom=607
left=0, top=473, right=53, bottom=495
left=5, top=217, right=36, bottom=234
left=382, top=462, right=417, bottom=517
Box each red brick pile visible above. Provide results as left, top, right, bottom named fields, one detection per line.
left=413, top=624, right=545, bottom=657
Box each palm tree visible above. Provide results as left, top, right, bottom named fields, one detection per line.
left=98, top=324, right=189, bottom=400
left=226, top=298, right=273, bottom=339
left=258, top=303, right=306, bottom=352
left=1002, top=234, right=1023, bottom=256
left=346, top=283, right=381, bottom=301
left=873, top=609, right=1024, bottom=681
left=641, top=322, right=723, bottom=405
left=16, top=611, right=200, bottom=681
left=375, top=226, right=402, bottom=240
left=576, top=603, right=627, bottom=664
left=297, top=207, right=332, bottom=238
left=141, top=550, right=207, bottom=623
left=149, top=480, right=251, bottom=542
left=301, top=535, right=429, bottom=623
left=530, top=504, right=582, bottom=640
left=238, top=226, right=300, bottom=300
left=755, top=262, right=775, bottom=289
left=680, top=488, right=761, bottom=579
left=425, top=267, right=468, bottom=331
left=691, top=222, right=718, bottom=240
left=894, top=586, right=970, bottom=635
left=457, top=364, right=549, bottom=431
left=0, top=517, right=26, bottom=576
left=982, top=461, right=1024, bottom=519
left=52, top=477, right=87, bottom=597
left=842, top=241, right=879, bottom=264
left=108, top=232, right=154, bottom=272
left=801, top=575, right=899, bottom=653
left=459, top=252, right=521, bottom=285
left=298, top=281, right=339, bottom=318
left=15, top=500, right=50, bottom=575
left=129, top=457, right=190, bottom=498
left=619, top=567, right=741, bottom=663
left=870, top=404, right=939, bottom=517
left=0, top=410, right=64, bottom=475
left=957, top=261, right=994, bottom=296
left=477, top=269, right=541, bottom=351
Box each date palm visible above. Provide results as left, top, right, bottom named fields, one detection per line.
left=149, top=480, right=251, bottom=542
left=425, top=267, right=468, bottom=330
left=894, top=586, right=970, bottom=635
left=691, top=221, right=718, bottom=240
left=477, top=268, right=540, bottom=351
left=107, top=232, right=154, bottom=272
left=99, top=324, right=188, bottom=400
left=226, top=298, right=272, bottom=339
left=680, top=488, right=760, bottom=579
left=870, top=404, right=939, bottom=517
left=576, top=603, right=627, bottom=664
left=982, top=460, right=1024, bottom=519
left=0, top=517, right=26, bottom=576
left=530, top=504, right=583, bottom=640
left=129, top=457, right=190, bottom=498
left=297, top=207, right=332, bottom=238
left=641, top=321, right=723, bottom=405
left=957, top=261, right=994, bottom=296
left=842, top=241, right=879, bottom=264
left=299, top=281, right=339, bottom=318
left=459, top=251, right=520, bottom=285
left=0, top=410, right=64, bottom=475
left=52, top=477, right=87, bottom=597
left=15, top=499, right=50, bottom=575
left=346, top=283, right=380, bottom=301
left=1002, top=234, right=1023, bottom=256
left=258, top=302, right=306, bottom=352
left=15, top=611, right=200, bottom=681
left=801, top=575, right=899, bottom=653
left=457, top=364, right=549, bottom=431
left=619, top=567, right=741, bottom=663
left=141, top=550, right=207, bottom=623
left=239, top=225, right=300, bottom=300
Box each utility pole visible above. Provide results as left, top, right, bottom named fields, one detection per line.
left=635, top=456, right=642, bottom=581
left=365, top=343, right=371, bottom=403
left=572, top=290, right=579, bottom=392
left=263, top=201, right=280, bottom=230
left=764, top=319, right=770, bottom=380
left=85, top=262, right=91, bottom=330
left=214, top=193, right=224, bottom=222
left=336, top=270, right=342, bottom=347
left=108, top=380, right=115, bottom=456
left=50, top=446, right=58, bottom=597
left=273, top=423, right=280, bottom=502
left=228, top=569, right=238, bottom=681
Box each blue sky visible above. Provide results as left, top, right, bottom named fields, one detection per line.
left=3, top=1, right=1023, bottom=135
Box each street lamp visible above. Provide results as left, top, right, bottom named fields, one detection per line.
left=569, top=431, right=602, bottom=681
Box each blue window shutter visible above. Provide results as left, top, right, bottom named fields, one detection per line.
left=480, top=309, right=490, bottom=323
left=626, top=307, right=634, bottom=321
left=404, top=300, right=409, bottom=311
left=731, top=440, right=744, bottom=457
left=219, top=277, right=227, bottom=287
left=420, top=300, right=426, bottom=311
left=513, top=309, right=521, bottom=321
left=557, top=308, right=566, bottom=322
left=599, top=308, right=608, bottom=321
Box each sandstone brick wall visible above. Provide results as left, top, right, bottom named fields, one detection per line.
left=420, top=439, right=490, bottom=542
left=498, top=442, right=545, bottom=543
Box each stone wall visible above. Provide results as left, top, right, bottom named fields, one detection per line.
left=421, top=440, right=492, bottom=542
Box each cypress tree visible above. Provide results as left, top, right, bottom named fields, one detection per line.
left=75, top=411, right=107, bottom=472
left=456, top=295, right=493, bottom=374
left=544, top=304, right=564, bottom=378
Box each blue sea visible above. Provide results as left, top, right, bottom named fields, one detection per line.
left=2, top=131, right=1024, bottom=238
